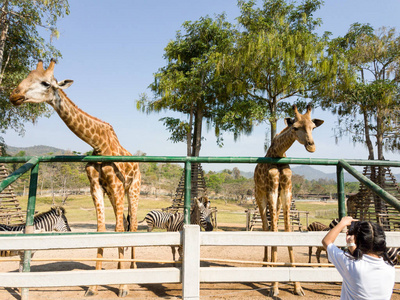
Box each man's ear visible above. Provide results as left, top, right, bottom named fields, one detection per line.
left=57, top=79, right=74, bottom=89
left=312, top=119, right=324, bottom=128
left=285, top=117, right=295, bottom=127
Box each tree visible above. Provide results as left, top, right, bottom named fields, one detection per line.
left=220, top=0, right=342, bottom=145
left=0, top=0, right=69, bottom=150
left=319, top=24, right=400, bottom=160
left=137, top=14, right=238, bottom=156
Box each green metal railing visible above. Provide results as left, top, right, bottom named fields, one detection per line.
left=2, top=155, right=400, bottom=224
left=2, top=155, right=400, bottom=299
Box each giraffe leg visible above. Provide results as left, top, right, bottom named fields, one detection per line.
left=255, top=187, right=269, bottom=262
left=267, top=168, right=280, bottom=297
left=85, top=165, right=105, bottom=297
left=281, top=168, right=305, bottom=296
left=308, top=246, right=312, bottom=263
left=127, top=174, right=140, bottom=270
left=102, top=165, right=129, bottom=298
left=114, top=186, right=130, bottom=298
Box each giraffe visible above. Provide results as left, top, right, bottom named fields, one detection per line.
left=254, top=104, right=323, bottom=297
left=9, top=59, right=141, bottom=298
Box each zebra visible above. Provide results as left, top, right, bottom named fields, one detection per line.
left=329, top=218, right=339, bottom=229
left=387, top=247, right=400, bottom=265
left=166, top=198, right=214, bottom=232
left=166, top=198, right=214, bottom=261
left=0, top=206, right=71, bottom=233
left=0, top=206, right=71, bottom=271
left=138, top=210, right=173, bottom=232
left=307, top=221, right=330, bottom=263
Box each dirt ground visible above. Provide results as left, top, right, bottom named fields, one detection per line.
left=1, top=223, right=400, bottom=300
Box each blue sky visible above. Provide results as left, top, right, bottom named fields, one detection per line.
left=4, top=0, right=400, bottom=173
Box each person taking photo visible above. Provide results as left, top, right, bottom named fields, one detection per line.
left=322, top=216, right=395, bottom=300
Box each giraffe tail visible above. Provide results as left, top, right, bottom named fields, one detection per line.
left=125, top=212, right=147, bottom=232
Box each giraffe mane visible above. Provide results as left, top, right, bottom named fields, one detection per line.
left=272, top=125, right=292, bottom=140
left=58, top=90, right=115, bottom=131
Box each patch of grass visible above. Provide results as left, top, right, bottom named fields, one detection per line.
left=217, top=211, right=247, bottom=224
left=16, top=194, right=175, bottom=223
left=15, top=196, right=341, bottom=230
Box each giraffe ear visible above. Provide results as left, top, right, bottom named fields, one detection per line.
left=312, top=119, right=324, bottom=128
left=285, top=117, right=294, bottom=127
left=56, top=79, right=74, bottom=89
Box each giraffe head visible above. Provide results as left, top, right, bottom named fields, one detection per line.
left=10, top=59, right=73, bottom=106
left=285, top=104, right=324, bottom=153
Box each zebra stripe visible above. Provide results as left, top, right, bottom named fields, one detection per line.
left=307, top=220, right=333, bottom=264
left=166, top=200, right=213, bottom=232
left=387, top=247, right=400, bottom=265
left=141, top=199, right=213, bottom=234
left=307, top=222, right=328, bottom=232
left=139, top=210, right=172, bottom=232
left=0, top=207, right=71, bottom=272
left=0, top=206, right=71, bottom=233
left=329, top=218, right=339, bottom=229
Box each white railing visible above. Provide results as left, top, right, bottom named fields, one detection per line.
left=1, top=226, right=400, bottom=299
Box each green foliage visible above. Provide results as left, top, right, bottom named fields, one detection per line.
left=219, top=0, right=341, bottom=141
left=318, top=24, right=400, bottom=159
left=159, top=117, right=190, bottom=144
left=0, top=0, right=69, bottom=142
left=205, top=169, right=254, bottom=202
left=291, top=174, right=359, bottom=197
left=137, top=14, right=245, bottom=154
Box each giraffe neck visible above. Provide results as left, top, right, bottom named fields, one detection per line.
left=266, top=126, right=296, bottom=158
left=51, top=90, right=128, bottom=156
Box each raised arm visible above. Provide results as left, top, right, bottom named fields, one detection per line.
left=322, top=216, right=357, bottom=250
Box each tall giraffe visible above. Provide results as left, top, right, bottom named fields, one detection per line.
left=254, top=104, right=323, bottom=297
left=9, top=60, right=141, bottom=298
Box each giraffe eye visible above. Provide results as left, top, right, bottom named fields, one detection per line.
left=293, top=127, right=299, bottom=131
left=41, top=81, right=50, bottom=88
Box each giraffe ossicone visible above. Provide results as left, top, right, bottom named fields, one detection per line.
left=10, top=59, right=141, bottom=298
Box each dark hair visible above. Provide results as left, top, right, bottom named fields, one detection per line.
left=347, top=221, right=394, bottom=266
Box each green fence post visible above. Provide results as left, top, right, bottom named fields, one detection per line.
left=336, top=164, right=346, bottom=220
left=21, top=162, right=39, bottom=300
left=0, top=157, right=40, bottom=193
left=184, top=160, right=191, bottom=225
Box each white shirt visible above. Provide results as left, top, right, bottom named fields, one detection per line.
left=327, top=243, right=395, bottom=300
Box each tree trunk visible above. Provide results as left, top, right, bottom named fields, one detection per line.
left=191, top=106, right=204, bottom=200
left=376, top=110, right=384, bottom=160
left=362, top=108, right=374, bottom=160
left=191, top=108, right=203, bottom=157
left=270, top=119, right=277, bottom=142
left=187, top=107, right=193, bottom=156
left=0, top=1, right=9, bottom=72
left=269, top=97, right=278, bottom=142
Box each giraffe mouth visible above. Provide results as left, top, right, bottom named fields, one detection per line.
left=306, top=144, right=316, bottom=152
left=9, top=94, right=26, bottom=106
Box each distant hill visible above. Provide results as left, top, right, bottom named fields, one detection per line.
left=240, top=171, right=254, bottom=179
left=291, top=165, right=357, bottom=182
left=237, top=166, right=376, bottom=182
left=5, top=145, right=73, bottom=156
left=291, top=165, right=400, bottom=183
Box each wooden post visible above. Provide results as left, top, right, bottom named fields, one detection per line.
left=182, top=225, right=200, bottom=299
